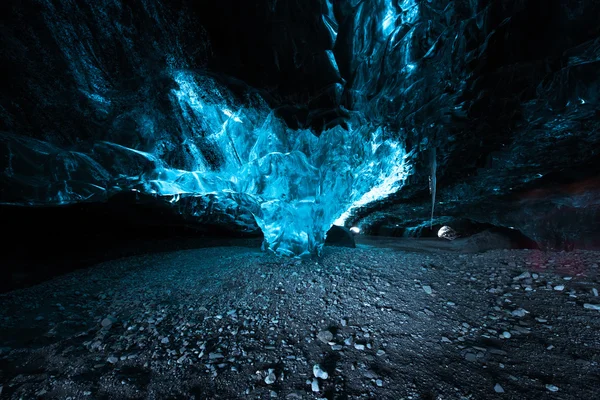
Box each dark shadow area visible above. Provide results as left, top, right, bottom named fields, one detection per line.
left=0, top=196, right=262, bottom=293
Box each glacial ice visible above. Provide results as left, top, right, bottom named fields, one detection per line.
left=0, top=69, right=411, bottom=257
left=0, top=0, right=424, bottom=256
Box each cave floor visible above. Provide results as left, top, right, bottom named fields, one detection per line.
left=1, top=243, right=599, bottom=399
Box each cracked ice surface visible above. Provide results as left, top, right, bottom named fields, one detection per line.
left=1, top=70, right=411, bottom=257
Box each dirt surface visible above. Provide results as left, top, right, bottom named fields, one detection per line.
left=1, top=242, right=599, bottom=399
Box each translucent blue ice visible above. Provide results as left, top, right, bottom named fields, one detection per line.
left=0, top=0, right=421, bottom=256
left=157, top=70, right=412, bottom=256
left=0, top=69, right=411, bottom=256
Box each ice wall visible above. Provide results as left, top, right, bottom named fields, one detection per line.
left=1, top=68, right=410, bottom=256
left=0, top=0, right=420, bottom=256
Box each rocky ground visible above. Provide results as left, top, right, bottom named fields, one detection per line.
left=1, top=241, right=599, bottom=399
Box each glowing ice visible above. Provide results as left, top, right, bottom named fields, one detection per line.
left=0, top=69, right=411, bottom=256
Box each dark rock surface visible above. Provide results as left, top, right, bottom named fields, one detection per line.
left=325, top=225, right=356, bottom=248
left=1, top=243, right=599, bottom=399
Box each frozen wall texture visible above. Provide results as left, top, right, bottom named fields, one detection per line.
left=1, top=0, right=600, bottom=253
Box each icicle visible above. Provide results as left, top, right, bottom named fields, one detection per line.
left=429, top=147, right=437, bottom=229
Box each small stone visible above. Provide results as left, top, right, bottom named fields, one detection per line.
left=107, top=356, right=118, bottom=364
left=354, top=344, right=365, bottom=350
left=511, top=308, right=528, bottom=317
left=494, top=384, right=504, bottom=393
left=553, top=285, right=564, bottom=291
left=593, top=288, right=598, bottom=297
left=161, top=337, right=170, bottom=344
left=209, top=352, right=224, bottom=360
left=513, top=272, right=531, bottom=281
left=101, top=318, right=114, bottom=328
left=265, top=369, right=276, bottom=385
left=317, top=330, right=333, bottom=344
left=313, top=364, right=328, bottom=379
left=502, top=331, right=511, bottom=339
left=375, top=379, right=383, bottom=387
left=465, top=353, right=477, bottom=362
left=583, top=303, right=600, bottom=311
left=311, top=378, right=320, bottom=392
left=376, top=349, right=386, bottom=356
left=422, top=285, right=433, bottom=295
left=546, top=384, right=559, bottom=392
left=441, top=337, right=452, bottom=343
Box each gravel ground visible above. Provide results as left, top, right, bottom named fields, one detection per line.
left=0, top=242, right=599, bottom=399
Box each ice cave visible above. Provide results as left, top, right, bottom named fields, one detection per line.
left=1, top=0, right=599, bottom=398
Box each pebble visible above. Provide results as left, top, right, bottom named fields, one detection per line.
left=546, top=384, right=559, bottom=392
left=502, top=331, right=511, bottom=339
left=354, top=344, right=365, bottom=350
left=583, top=303, right=600, bottom=311
left=317, top=330, right=333, bottom=344
left=593, top=288, right=599, bottom=297
left=494, top=383, right=504, bottom=393
left=553, top=285, right=564, bottom=291
left=311, top=378, right=320, bottom=392
left=422, top=285, right=433, bottom=295
left=375, top=379, right=383, bottom=387
left=513, top=272, right=531, bottom=281
left=511, top=308, right=528, bottom=317
left=265, top=369, right=276, bottom=385
left=101, top=318, right=114, bottom=328
left=313, top=364, right=328, bottom=379
left=107, top=356, right=118, bottom=364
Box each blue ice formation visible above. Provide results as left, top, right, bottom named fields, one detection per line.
left=1, top=69, right=411, bottom=257
left=169, top=71, right=412, bottom=257
left=0, top=0, right=421, bottom=256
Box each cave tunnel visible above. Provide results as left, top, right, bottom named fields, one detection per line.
left=1, top=0, right=600, bottom=398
